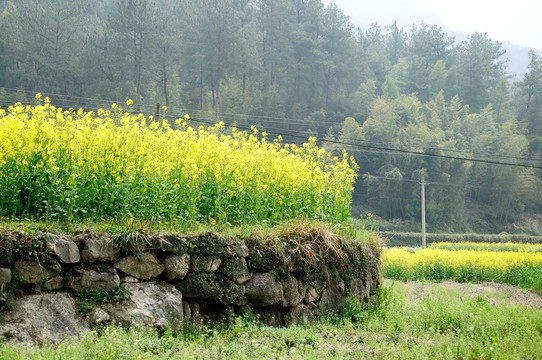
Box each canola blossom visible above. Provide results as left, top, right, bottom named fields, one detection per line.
left=383, top=246, right=542, bottom=291
left=0, top=99, right=358, bottom=225
left=429, top=241, right=542, bottom=252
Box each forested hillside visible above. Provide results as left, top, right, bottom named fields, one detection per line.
left=1, top=0, right=542, bottom=232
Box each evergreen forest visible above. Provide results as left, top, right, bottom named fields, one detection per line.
left=2, top=0, right=542, bottom=233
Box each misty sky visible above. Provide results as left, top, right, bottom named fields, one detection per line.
left=322, top=0, right=542, bottom=51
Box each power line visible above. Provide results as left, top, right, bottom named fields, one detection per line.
left=2, top=87, right=542, bottom=164
left=362, top=175, right=542, bottom=194
left=352, top=195, right=420, bottom=202
left=3, top=86, right=540, bottom=164
left=2, top=92, right=542, bottom=170
left=167, top=107, right=542, bottom=164
left=167, top=113, right=542, bottom=170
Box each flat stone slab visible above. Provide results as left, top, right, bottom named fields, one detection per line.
left=82, top=240, right=121, bottom=264
left=13, top=259, right=61, bottom=284
left=66, top=267, right=121, bottom=292
left=245, top=272, right=283, bottom=307
left=115, top=252, right=164, bottom=280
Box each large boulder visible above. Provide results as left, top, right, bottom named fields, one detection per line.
left=217, top=257, right=251, bottom=284
left=115, top=252, right=164, bottom=280
left=349, top=278, right=369, bottom=301
left=0, top=292, right=88, bottom=346
left=45, top=235, right=80, bottom=264
left=318, top=281, right=346, bottom=313
left=164, top=254, right=190, bottom=281
left=177, top=273, right=246, bottom=306
left=281, top=276, right=303, bottom=307
left=13, top=259, right=61, bottom=284
left=65, top=267, right=121, bottom=292
left=245, top=272, right=283, bottom=307
left=82, top=240, right=121, bottom=264
left=284, top=303, right=313, bottom=326
left=191, top=255, right=222, bottom=274
left=111, top=281, right=183, bottom=331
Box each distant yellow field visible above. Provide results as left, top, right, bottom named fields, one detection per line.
left=383, top=244, right=542, bottom=290
left=429, top=241, right=542, bottom=252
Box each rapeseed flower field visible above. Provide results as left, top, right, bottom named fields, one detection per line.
left=0, top=97, right=358, bottom=225
left=429, top=241, right=542, bottom=252
left=383, top=243, right=542, bottom=291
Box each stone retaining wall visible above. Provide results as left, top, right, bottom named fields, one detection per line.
left=0, top=229, right=382, bottom=345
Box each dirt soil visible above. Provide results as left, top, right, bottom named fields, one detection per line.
left=388, top=279, right=542, bottom=310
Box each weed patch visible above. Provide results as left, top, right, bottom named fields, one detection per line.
left=76, top=287, right=129, bottom=314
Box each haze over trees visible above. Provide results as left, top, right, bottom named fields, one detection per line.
left=1, top=0, right=542, bottom=232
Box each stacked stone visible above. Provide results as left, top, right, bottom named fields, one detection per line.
left=0, top=230, right=381, bottom=345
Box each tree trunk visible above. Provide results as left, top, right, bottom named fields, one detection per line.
left=135, top=30, right=143, bottom=112
left=325, top=69, right=331, bottom=111
left=216, top=78, right=221, bottom=122
left=200, top=64, right=204, bottom=110
left=242, top=73, right=246, bottom=95
left=162, top=64, right=169, bottom=107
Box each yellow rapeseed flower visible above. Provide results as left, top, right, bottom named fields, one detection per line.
left=383, top=245, right=542, bottom=287
left=0, top=101, right=357, bottom=224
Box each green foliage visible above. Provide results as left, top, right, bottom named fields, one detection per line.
left=78, top=287, right=129, bottom=304
left=341, top=285, right=392, bottom=325
left=7, top=271, right=24, bottom=293
left=1, top=0, right=542, bottom=231
left=0, top=102, right=357, bottom=226
left=76, top=287, right=129, bottom=314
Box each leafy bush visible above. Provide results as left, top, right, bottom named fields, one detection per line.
left=0, top=98, right=357, bottom=225
left=341, top=285, right=392, bottom=325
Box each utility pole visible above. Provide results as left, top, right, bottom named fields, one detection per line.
left=421, top=177, right=426, bottom=248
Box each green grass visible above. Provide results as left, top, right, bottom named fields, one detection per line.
left=1, top=281, right=540, bottom=359
left=76, top=287, right=130, bottom=314
left=0, top=217, right=377, bottom=251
